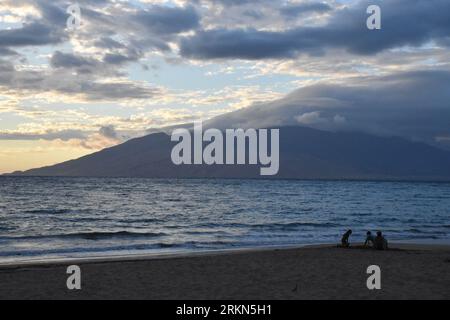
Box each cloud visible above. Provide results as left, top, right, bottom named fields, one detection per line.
left=0, top=74, right=161, bottom=102
left=180, top=0, right=450, bottom=60
left=0, top=1, right=199, bottom=101
left=207, top=0, right=257, bottom=6
left=134, top=5, right=199, bottom=35
left=280, top=2, right=332, bottom=19
left=99, top=125, right=118, bottom=140
left=33, top=0, right=68, bottom=26
left=0, top=129, right=87, bottom=141
left=58, top=80, right=161, bottom=101
left=74, top=125, right=123, bottom=150
left=0, top=125, right=124, bottom=151
left=0, top=48, right=18, bottom=56
left=50, top=51, right=97, bottom=69
left=0, top=22, right=65, bottom=48
left=206, top=70, right=450, bottom=149
left=295, top=111, right=328, bottom=125
left=4, top=0, right=448, bottom=64
left=0, top=54, right=161, bottom=101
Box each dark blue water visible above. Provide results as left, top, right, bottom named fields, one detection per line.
left=0, top=177, right=449, bottom=262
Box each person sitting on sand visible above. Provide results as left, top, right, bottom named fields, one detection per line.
left=373, top=231, right=388, bottom=250
left=341, top=229, right=352, bottom=247
left=364, top=231, right=375, bottom=247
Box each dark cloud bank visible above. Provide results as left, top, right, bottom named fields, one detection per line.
left=207, top=70, right=450, bottom=150
left=180, top=0, right=450, bottom=59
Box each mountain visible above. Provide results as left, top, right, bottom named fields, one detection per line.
left=9, top=126, right=450, bottom=181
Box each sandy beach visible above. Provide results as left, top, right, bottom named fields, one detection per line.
left=0, top=244, right=449, bottom=300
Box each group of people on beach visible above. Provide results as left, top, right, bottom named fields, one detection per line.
left=340, top=229, right=388, bottom=250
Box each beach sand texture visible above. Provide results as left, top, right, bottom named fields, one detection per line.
left=0, top=244, right=449, bottom=300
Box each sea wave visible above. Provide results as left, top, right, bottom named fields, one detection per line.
left=0, top=177, right=449, bottom=262
left=0, top=231, right=167, bottom=241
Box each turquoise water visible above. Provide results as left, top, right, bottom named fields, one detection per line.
left=0, top=177, right=449, bottom=262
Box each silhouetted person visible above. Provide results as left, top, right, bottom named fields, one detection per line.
left=364, top=231, right=375, bottom=247
left=374, top=231, right=388, bottom=250
left=341, top=229, right=352, bottom=247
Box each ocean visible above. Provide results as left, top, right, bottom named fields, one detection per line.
left=0, top=177, right=449, bottom=263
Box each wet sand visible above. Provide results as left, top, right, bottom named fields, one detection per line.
left=0, top=244, right=449, bottom=300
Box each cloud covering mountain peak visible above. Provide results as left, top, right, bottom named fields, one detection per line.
left=206, top=70, right=450, bottom=150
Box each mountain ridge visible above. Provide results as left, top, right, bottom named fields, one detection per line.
left=7, top=126, right=450, bottom=181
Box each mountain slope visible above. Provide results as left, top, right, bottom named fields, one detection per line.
left=10, top=127, right=450, bottom=181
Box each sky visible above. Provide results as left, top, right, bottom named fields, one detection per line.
left=0, top=0, right=449, bottom=173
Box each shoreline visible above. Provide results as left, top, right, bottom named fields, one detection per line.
left=1, top=241, right=450, bottom=269
left=1, top=243, right=449, bottom=299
